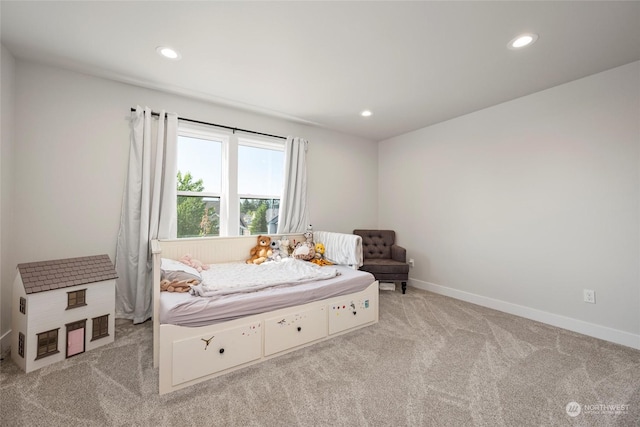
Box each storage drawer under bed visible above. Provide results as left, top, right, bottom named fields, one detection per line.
left=264, top=305, right=327, bottom=356
left=171, top=321, right=262, bottom=386
left=328, top=295, right=376, bottom=335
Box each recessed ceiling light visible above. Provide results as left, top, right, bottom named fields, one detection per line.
left=156, top=46, right=181, bottom=60
left=507, top=33, right=538, bottom=50
left=361, top=110, right=372, bottom=117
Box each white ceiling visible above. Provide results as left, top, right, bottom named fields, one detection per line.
left=2, top=1, right=639, bottom=141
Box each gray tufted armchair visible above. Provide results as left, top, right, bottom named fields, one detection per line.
left=353, top=229, right=410, bottom=294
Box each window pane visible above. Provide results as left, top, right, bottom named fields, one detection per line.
left=92, top=315, right=109, bottom=340
left=240, top=198, right=280, bottom=235
left=177, top=196, right=220, bottom=238
left=47, top=332, right=57, bottom=350
left=67, top=290, right=86, bottom=308
left=177, top=136, right=221, bottom=193
left=238, top=145, right=284, bottom=196
left=37, top=330, right=58, bottom=358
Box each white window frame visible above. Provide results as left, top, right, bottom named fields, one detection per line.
left=177, top=123, right=228, bottom=236
left=177, top=123, right=284, bottom=237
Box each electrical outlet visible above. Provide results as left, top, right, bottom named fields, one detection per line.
left=583, top=289, right=596, bottom=304
left=409, top=258, right=415, bottom=267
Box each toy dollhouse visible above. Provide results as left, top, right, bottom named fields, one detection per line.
left=11, top=254, right=117, bottom=373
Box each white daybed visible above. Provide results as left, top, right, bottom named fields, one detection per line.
left=151, top=231, right=379, bottom=394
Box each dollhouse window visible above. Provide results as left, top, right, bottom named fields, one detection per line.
left=35, top=329, right=59, bottom=360
left=18, top=333, right=25, bottom=358
left=19, top=297, right=26, bottom=314
left=92, top=315, right=109, bottom=341
left=67, top=289, right=87, bottom=309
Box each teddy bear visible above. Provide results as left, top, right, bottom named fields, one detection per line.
left=267, top=239, right=282, bottom=262
left=246, top=235, right=273, bottom=265
left=293, top=229, right=316, bottom=261
left=179, top=254, right=209, bottom=272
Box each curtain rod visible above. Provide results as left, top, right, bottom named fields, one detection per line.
left=130, top=107, right=287, bottom=140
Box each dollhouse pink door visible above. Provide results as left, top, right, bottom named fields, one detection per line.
left=66, top=321, right=85, bottom=357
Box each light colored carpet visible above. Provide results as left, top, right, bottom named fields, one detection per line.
left=1, top=287, right=639, bottom=426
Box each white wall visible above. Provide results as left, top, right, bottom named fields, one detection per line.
left=379, top=61, right=640, bottom=348
left=1, top=45, right=16, bottom=353
left=1, top=59, right=378, bottom=335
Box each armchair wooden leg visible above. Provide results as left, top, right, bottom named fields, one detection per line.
left=402, top=282, right=407, bottom=294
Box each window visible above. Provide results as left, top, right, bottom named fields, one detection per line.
left=177, top=131, right=222, bottom=238
left=92, top=315, right=109, bottom=341
left=240, top=198, right=280, bottom=235
left=238, top=142, right=284, bottom=235
left=66, top=289, right=86, bottom=309
left=36, top=329, right=59, bottom=360
left=177, top=124, right=284, bottom=237
left=19, top=297, right=26, bottom=314
left=18, top=333, right=24, bottom=358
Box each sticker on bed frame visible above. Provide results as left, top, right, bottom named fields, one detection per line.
left=242, top=323, right=261, bottom=337
left=276, top=314, right=306, bottom=327
left=201, top=336, right=214, bottom=350
left=332, top=299, right=370, bottom=315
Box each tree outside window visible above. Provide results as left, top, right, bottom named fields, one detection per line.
left=241, top=198, right=280, bottom=235
left=177, top=171, right=220, bottom=238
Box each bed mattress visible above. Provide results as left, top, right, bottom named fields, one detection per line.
left=160, top=265, right=375, bottom=327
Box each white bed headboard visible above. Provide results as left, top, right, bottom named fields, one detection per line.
left=152, top=234, right=302, bottom=264
left=152, top=231, right=362, bottom=266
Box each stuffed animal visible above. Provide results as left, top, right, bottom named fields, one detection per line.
left=160, top=278, right=197, bottom=292
left=279, top=238, right=294, bottom=257
left=179, top=254, right=209, bottom=272
left=310, top=242, right=333, bottom=266
left=267, top=240, right=282, bottom=262
left=246, top=235, right=273, bottom=265
left=293, top=229, right=316, bottom=261
left=314, top=242, right=325, bottom=260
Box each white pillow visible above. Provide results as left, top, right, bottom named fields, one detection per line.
left=161, top=258, right=202, bottom=279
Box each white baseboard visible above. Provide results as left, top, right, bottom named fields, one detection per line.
left=409, top=279, right=640, bottom=350
left=0, top=329, right=11, bottom=359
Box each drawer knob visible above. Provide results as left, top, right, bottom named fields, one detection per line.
left=297, top=326, right=302, bottom=332
left=353, top=311, right=357, bottom=315
left=219, top=348, right=225, bottom=354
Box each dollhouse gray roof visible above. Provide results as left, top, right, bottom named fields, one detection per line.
left=17, top=254, right=117, bottom=294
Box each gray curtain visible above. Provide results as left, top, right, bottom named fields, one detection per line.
left=115, top=106, right=177, bottom=323
left=277, top=136, right=309, bottom=233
